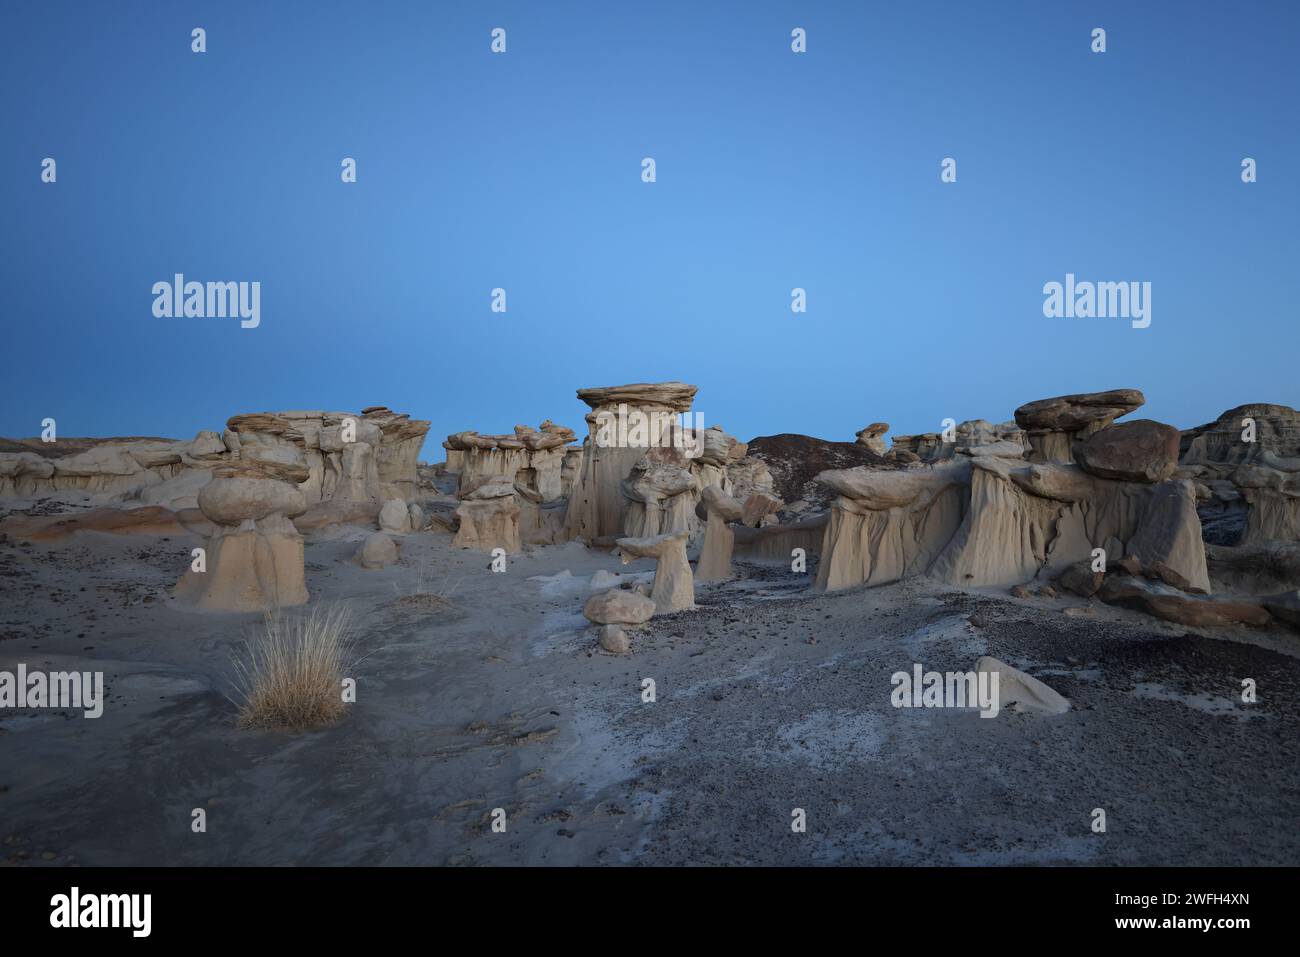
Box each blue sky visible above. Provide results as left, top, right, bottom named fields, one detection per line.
left=2, top=0, right=1296, bottom=457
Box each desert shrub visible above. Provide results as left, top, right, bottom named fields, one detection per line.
left=231, top=604, right=355, bottom=731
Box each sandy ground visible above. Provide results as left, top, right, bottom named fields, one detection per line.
left=1, top=519, right=1297, bottom=866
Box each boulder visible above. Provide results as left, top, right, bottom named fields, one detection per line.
left=583, top=588, right=656, bottom=626
left=378, top=498, right=412, bottom=534
left=355, top=531, right=398, bottom=569
left=598, top=624, right=631, bottom=654
left=1098, top=577, right=1271, bottom=628
left=1262, top=590, right=1300, bottom=629
left=1056, top=561, right=1104, bottom=598
left=196, top=467, right=308, bottom=525
left=1075, top=419, right=1180, bottom=483
left=741, top=490, right=783, bottom=528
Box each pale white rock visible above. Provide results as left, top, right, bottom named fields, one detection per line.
left=976, top=657, right=1070, bottom=715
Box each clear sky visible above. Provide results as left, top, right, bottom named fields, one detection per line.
left=2, top=1, right=1296, bottom=458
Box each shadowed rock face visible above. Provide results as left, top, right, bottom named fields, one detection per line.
left=747, top=434, right=884, bottom=507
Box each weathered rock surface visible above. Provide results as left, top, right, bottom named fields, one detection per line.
left=0, top=408, right=429, bottom=516
left=888, top=420, right=1026, bottom=465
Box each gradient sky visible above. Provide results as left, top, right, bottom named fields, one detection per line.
left=2, top=0, right=1296, bottom=458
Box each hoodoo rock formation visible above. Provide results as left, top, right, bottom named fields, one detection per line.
left=815, top=389, right=1212, bottom=599
left=5, top=381, right=1298, bottom=635
left=443, top=420, right=579, bottom=503
left=173, top=463, right=310, bottom=612
left=564, top=381, right=699, bottom=541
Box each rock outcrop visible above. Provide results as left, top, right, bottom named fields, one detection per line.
left=855, top=423, right=889, bottom=455
left=443, top=420, right=579, bottom=504
left=816, top=394, right=1210, bottom=596
left=0, top=408, right=430, bottom=527
left=452, top=478, right=521, bottom=552
left=886, top=420, right=1026, bottom=465
left=1181, top=403, right=1300, bottom=466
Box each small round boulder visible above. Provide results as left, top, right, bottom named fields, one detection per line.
left=583, top=588, right=655, bottom=626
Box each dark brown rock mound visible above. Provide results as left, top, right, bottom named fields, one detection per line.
left=746, top=434, right=886, bottom=506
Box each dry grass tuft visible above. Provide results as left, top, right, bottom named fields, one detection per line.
left=392, top=562, right=462, bottom=611
left=230, top=604, right=355, bottom=731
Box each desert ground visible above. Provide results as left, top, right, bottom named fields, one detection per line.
left=1, top=511, right=1296, bottom=866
